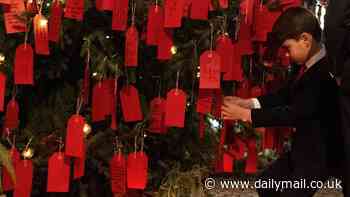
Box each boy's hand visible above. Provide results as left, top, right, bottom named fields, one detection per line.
left=223, top=96, right=254, bottom=109
left=221, top=101, right=252, bottom=122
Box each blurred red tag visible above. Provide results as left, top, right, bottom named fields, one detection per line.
left=112, top=0, right=128, bottom=31
left=240, top=0, right=254, bottom=26
left=219, top=0, right=228, bottom=8
left=3, top=0, right=26, bottom=34
left=164, top=0, right=184, bottom=28
left=125, top=26, right=139, bottom=67
left=92, top=80, right=115, bottom=122
left=14, top=160, right=33, bottom=197
left=14, top=44, right=33, bottom=85
left=3, top=148, right=20, bottom=191
left=96, top=0, right=113, bottom=11
left=47, top=152, right=70, bottom=192
left=245, top=138, right=257, bottom=174
left=223, top=43, right=244, bottom=81
left=157, top=28, right=173, bottom=60
left=164, top=89, right=187, bottom=128
left=146, top=5, right=163, bottom=45
left=0, top=73, right=7, bottom=112
left=223, top=152, right=233, bottom=172
left=48, top=0, right=63, bottom=42
left=120, top=85, right=143, bottom=122
left=33, top=14, right=49, bottom=55
left=253, top=6, right=281, bottom=42
left=4, top=99, right=19, bottom=129
left=149, top=97, right=166, bottom=134
left=216, top=35, right=234, bottom=73
left=64, top=0, right=84, bottom=21
left=65, top=114, right=85, bottom=158
left=110, top=153, right=127, bottom=194
left=127, top=152, right=148, bottom=189
left=190, top=0, right=210, bottom=20
left=196, top=89, right=213, bottom=114
left=74, top=142, right=85, bottom=179
left=200, top=51, right=221, bottom=89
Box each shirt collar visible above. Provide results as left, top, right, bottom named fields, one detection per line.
left=305, top=44, right=326, bottom=70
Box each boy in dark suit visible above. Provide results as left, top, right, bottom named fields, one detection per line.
left=222, top=7, right=343, bottom=197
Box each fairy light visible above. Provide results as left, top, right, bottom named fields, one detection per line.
left=83, top=123, right=92, bottom=136
left=22, top=148, right=34, bottom=159
left=0, top=53, right=5, bottom=65
left=171, top=46, right=177, bottom=55
left=39, top=18, right=48, bottom=28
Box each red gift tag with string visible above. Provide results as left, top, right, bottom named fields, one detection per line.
left=5, top=99, right=19, bottom=129
left=3, top=0, right=26, bottom=34
left=200, top=51, right=221, bottom=89
left=65, top=114, right=84, bottom=158
left=183, top=0, right=191, bottom=17
left=14, top=160, right=33, bottom=197
left=240, top=0, right=254, bottom=26
left=110, top=153, right=127, bottom=194
left=196, top=89, right=213, bottom=114
left=33, top=14, right=49, bottom=55
left=0, top=73, right=6, bottom=112
left=216, top=35, right=234, bottom=73
left=83, top=64, right=90, bottom=105
left=120, top=85, right=143, bottom=122
left=223, top=43, right=244, bottom=81
left=3, top=147, right=20, bottom=191
left=253, top=6, right=281, bottom=42
left=157, top=28, right=173, bottom=60
left=146, top=5, right=163, bottom=46
left=92, top=80, right=115, bottom=122
left=112, top=0, right=128, bottom=31
left=190, top=0, right=210, bottom=20
left=48, top=0, right=63, bottom=43
left=165, top=89, right=187, bottom=128
left=14, top=44, right=34, bottom=85
left=164, top=0, right=184, bottom=28
left=127, top=152, right=148, bottom=189
left=223, top=152, right=233, bottom=172
left=47, top=152, right=70, bottom=192
left=96, top=0, right=113, bottom=11
left=64, top=0, right=84, bottom=21
left=245, top=138, right=257, bottom=174
left=125, top=26, right=139, bottom=67
left=149, top=97, right=166, bottom=134
left=73, top=142, right=85, bottom=179
left=25, top=0, right=38, bottom=14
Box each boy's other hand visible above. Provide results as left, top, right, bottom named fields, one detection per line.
left=223, top=96, right=254, bottom=109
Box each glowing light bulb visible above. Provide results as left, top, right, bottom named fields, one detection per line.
left=171, top=46, right=177, bottom=55
left=22, top=148, right=34, bottom=159
left=83, top=123, right=92, bottom=135
left=39, top=18, right=48, bottom=28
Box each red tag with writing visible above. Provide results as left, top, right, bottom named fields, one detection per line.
left=48, top=0, right=63, bottom=43
left=3, top=0, right=26, bottom=34
left=47, top=152, right=70, bottom=192
left=92, top=80, right=115, bottom=122
left=146, top=5, right=163, bottom=46
left=216, top=35, right=234, bottom=73
left=0, top=73, right=6, bottom=112
left=120, top=85, right=143, bottom=122
left=110, top=153, right=127, bottom=194
left=245, top=138, right=257, bottom=174
left=112, top=0, right=128, bottom=31
left=14, top=160, right=33, bottom=197
left=96, top=0, right=113, bottom=11
left=125, top=26, right=139, bottom=67
left=74, top=142, right=85, bottom=179
left=196, top=89, right=213, bottom=114
left=4, top=99, right=19, bottom=129
left=223, top=152, right=233, bottom=172
left=164, top=0, right=184, bottom=28
left=65, top=114, right=84, bottom=158
left=64, top=0, right=84, bottom=21
left=149, top=97, right=166, bottom=134
left=127, top=152, right=148, bottom=189
left=2, top=147, right=20, bottom=191
left=165, top=89, right=187, bottom=128
left=200, top=51, right=221, bottom=89
left=157, top=28, right=173, bottom=60
left=33, top=14, right=49, bottom=55
left=14, top=44, right=33, bottom=85
left=190, top=0, right=210, bottom=20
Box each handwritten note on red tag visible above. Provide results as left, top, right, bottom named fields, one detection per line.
left=110, top=153, right=127, bottom=194
left=165, top=89, right=187, bottom=128
left=125, top=26, right=139, bottom=67
left=64, top=0, right=84, bottom=21
left=200, top=51, right=221, bottom=89
left=65, top=115, right=85, bottom=158
left=112, top=0, right=128, bottom=31
left=47, top=152, right=70, bottom=192
left=14, top=44, right=34, bottom=85
left=216, top=35, right=234, bottom=73
left=164, top=0, right=184, bottom=28
left=120, top=85, right=143, bottom=122
left=49, top=0, right=63, bottom=42
left=33, top=14, right=50, bottom=55
left=3, top=0, right=26, bottom=34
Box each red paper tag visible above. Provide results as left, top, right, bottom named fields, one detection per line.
left=200, top=51, right=221, bottom=89
left=164, top=0, right=184, bottom=28
left=190, top=0, right=210, bottom=20
left=164, top=89, right=187, bottom=128
left=183, top=0, right=192, bottom=17
left=157, top=28, right=173, bottom=60
left=0, top=73, right=7, bottom=112
left=223, top=152, right=233, bottom=172
left=236, top=80, right=250, bottom=99
left=196, top=89, right=213, bottom=114
left=216, top=35, right=234, bottom=73
left=64, top=0, right=84, bottom=21
left=229, top=136, right=246, bottom=160
left=110, top=153, right=127, bottom=194
left=92, top=80, right=115, bottom=122
left=127, top=152, right=148, bottom=189
left=223, top=43, right=244, bottom=81
left=219, top=0, right=228, bottom=8
left=146, top=5, right=163, bottom=46
left=4, top=99, right=19, bottom=129
left=48, top=0, right=63, bottom=43
left=149, top=97, right=166, bottom=134
left=25, top=0, right=38, bottom=14
left=3, top=0, right=26, bottom=34
left=83, top=64, right=90, bottom=105
left=112, top=0, right=128, bottom=31
left=14, top=160, right=33, bottom=197
left=65, top=114, right=85, bottom=158
left=47, top=152, right=70, bottom=192
left=14, top=44, right=34, bottom=85
left=120, top=85, right=143, bottom=122
left=74, top=142, right=85, bottom=179
left=245, top=138, right=257, bottom=174
left=33, top=14, right=49, bottom=55
left=253, top=6, right=281, bottom=42
left=96, top=0, right=113, bottom=11
left=125, top=26, right=139, bottom=67
left=3, top=148, right=20, bottom=191
left=240, top=0, right=254, bottom=26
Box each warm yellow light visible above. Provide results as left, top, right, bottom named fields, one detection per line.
left=170, top=46, right=177, bottom=55
left=0, top=53, right=5, bottom=64
left=83, top=123, right=92, bottom=135
left=39, top=18, right=48, bottom=28
left=22, top=148, right=34, bottom=159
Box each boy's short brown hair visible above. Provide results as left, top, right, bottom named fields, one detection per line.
left=265, top=7, right=322, bottom=60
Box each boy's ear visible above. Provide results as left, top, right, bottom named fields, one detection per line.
left=299, top=32, right=313, bottom=43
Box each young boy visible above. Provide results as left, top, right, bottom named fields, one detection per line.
left=222, top=7, right=344, bottom=196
